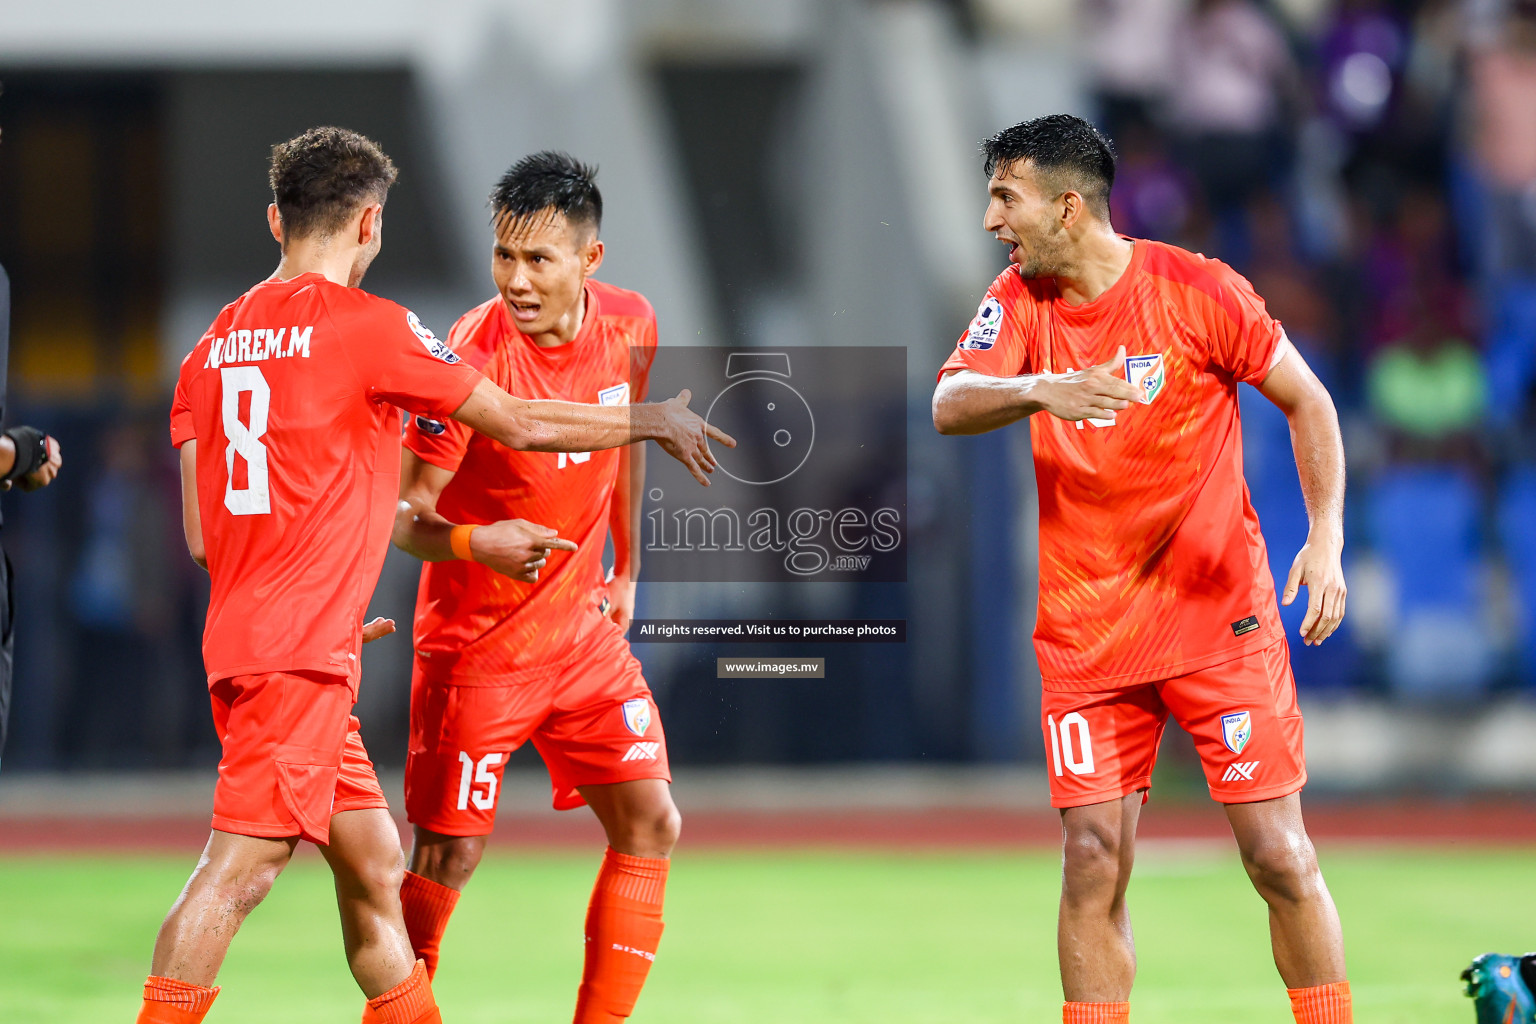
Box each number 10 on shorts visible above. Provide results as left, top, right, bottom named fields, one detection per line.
left=1048, top=713, right=1096, bottom=776
left=457, top=751, right=504, bottom=811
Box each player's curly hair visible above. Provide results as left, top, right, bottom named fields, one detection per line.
left=981, top=114, right=1116, bottom=220
left=268, top=126, right=398, bottom=242
left=489, top=151, right=602, bottom=234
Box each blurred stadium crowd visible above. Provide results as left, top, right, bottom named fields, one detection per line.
left=1, top=0, right=1534, bottom=771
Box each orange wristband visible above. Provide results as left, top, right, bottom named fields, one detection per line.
left=449, top=524, right=478, bottom=561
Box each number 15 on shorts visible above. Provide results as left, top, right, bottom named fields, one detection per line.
left=1048, top=713, right=1096, bottom=777
left=457, top=751, right=505, bottom=811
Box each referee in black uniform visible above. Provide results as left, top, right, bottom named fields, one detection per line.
left=0, top=261, right=64, bottom=766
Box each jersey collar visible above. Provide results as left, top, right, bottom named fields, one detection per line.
left=1049, top=236, right=1145, bottom=324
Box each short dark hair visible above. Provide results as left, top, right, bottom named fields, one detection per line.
left=981, top=114, right=1117, bottom=219
left=489, top=151, right=602, bottom=234
left=268, top=126, right=398, bottom=241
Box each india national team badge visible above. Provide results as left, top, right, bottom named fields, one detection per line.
left=621, top=698, right=652, bottom=737
left=598, top=382, right=630, bottom=406
left=1221, top=710, right=1253, bottom=755
left=961, top=296, right=1003, bottom=350
left=1125, top=352, right=1166, bottom=405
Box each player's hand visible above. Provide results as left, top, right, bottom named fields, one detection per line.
left=656, top=389, right=736, bottom=486
left=604, top=569, right=637, bottom=635
left=472, top=518, right=578, bottom=582
left=361, top=617, right=396, bottom=643
left=2, top=435, right=62, bottom=492
left=1283, top=530, right=1346, bottom=646
left=1036, top=346, right=1140, bottom=423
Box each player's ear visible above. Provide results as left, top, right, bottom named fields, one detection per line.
left=582, top=236, right=605, bottom=277
left=267, top=204, right=285, bottom=247
left=357, top=203, right=383, bottom=247
left=1059, top=190, right=1084, bottom=230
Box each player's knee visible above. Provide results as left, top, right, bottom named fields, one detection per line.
left=1240, top=829, right=1319, bottom=905
left=361, top=845, right=408, bottom=900
left=417, top=835, right=485, bottom=884
left=336, top=843, right=406, bottom=904
left=199, top=857, right=286, bottom=917
left=1061, top=821, right=1126, bottom=895
left=609, top=800, right=681, bottom=857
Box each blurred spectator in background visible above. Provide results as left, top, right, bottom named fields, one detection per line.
left=1166, top=0, right=1302, bottom=251
left=1467, top=0, right=1536, bottom=281
left=57, top=420, right=175, bottom=767
left=1079, top=0, right=1184, bottom=137
left=1108, top=117, right=1203, bottom=252
left=1366, top=288, right=1488, bottom=463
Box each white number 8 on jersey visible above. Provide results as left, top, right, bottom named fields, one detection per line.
left=221, top=365, right=271, bottom=516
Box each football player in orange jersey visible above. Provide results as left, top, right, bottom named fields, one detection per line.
left=140, top=129, right=730, bottom=1024
left=933, top=115, right=1351, bottom=1024
left=387, top=153, right=677, bottom=1023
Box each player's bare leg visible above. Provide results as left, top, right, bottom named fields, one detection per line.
left=319, top=808, right=419, bottom=997
left=1226, top=794, right=1346, bottom=987
left=409, top=828, right=487, bottom=890
left=580, top=777, right=681, bottom=858
left=1057, top=793, right=1141, bottom=1002
left=149, top=830, right=298, bottom=985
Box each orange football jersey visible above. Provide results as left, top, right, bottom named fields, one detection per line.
left=170, top=273, right=482, bottom=687
left=940, top=239, right=1287, bottom=691
left=404, top=281, right=656, bottom=683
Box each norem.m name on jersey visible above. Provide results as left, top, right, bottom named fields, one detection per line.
left=204, top=326, right=314, bottom=368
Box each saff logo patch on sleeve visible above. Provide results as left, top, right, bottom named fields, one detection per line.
left=1221, top=711, right=1253, bottom=754
left=406, top=311, right=461, bottom=364
left=961, top=296, right=1004, bottom=350
left=621, top=698, right=652, bottom=737
left=414, top=415, right=447, bottom=435
left=1126, top=353, right=1165, bottom=404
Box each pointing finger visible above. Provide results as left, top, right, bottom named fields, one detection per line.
left=706, top=423, right=737, bottom=447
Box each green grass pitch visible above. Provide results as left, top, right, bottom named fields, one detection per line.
left=1, top=845, right=1527, bottom=1022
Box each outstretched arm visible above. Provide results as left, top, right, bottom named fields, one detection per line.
left=1256, top=345, right=1347, bottom=646
left=932, top=347, right=1140, bottom=435
left=393, top=448, right=576, bottom=583
left=449, top=378, right=733, bottom=485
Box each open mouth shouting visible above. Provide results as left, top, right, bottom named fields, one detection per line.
left=506, top=297, right=542, bottom=324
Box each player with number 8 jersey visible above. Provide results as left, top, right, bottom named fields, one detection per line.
left=141, top=128, right=729, bottom=1024
left=171, top=286, right=477, bottom=690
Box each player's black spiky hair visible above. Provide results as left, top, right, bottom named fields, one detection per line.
left=981, top=114, right=1117, bottom=220
left=489, top=151, right=602, bottom=234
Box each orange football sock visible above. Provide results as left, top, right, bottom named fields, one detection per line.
left=573, top=848, right=669, bottom=1024
left=365, top=960, right=440, bottom=1024
left=398, top=870, right=461, bottom=980
left=1288, top=980, right=1352, bottom=1024
left=135, top=975, right=219, bottom=1024
left=1063, top=1001, right=1130, bottom=1023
